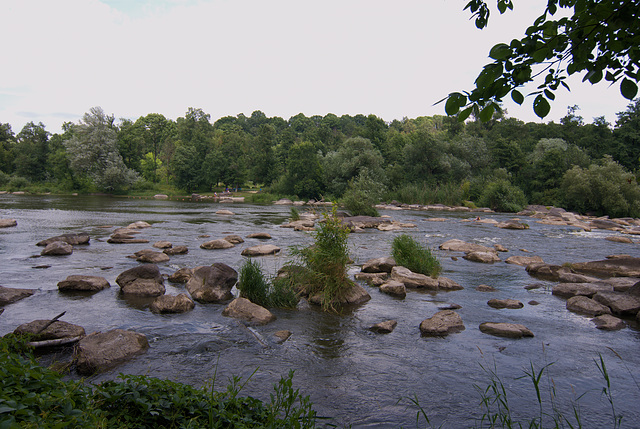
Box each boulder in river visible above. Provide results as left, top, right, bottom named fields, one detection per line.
left=487, top=298, right=524, bottom=309
left=150, top=293, right=195, bottom=314
left=419, top=310, right=465, bottom=336
left=247, top=232, right=272, bottom=239
left=41, top=241, right=73, bottom=256
left=479, top=322, right=534, bottom=339
left=14, top=319, right=85, bottom=341
left=354, top=272, right=388, bottom=286
left=592, top=314, right=626, bottom=331
left=505, top=255, right=544, bottom=266
left=566, top=295, right=612, bottom=316
left=593, top=291, right=640, bottom=316
left=168, top=267, right=192, bottom=283
left=200, top=239, right=235, bottom=250
left=551, top=282, right=613, bottom=299
left=116, top=264, right=165, bottom=297
left=0, top=285, right=35, bottom=305
left=57, top=275, right=110, bottom=292
left=186, top=263, right=238, bottom=303
left=164, top=245, right=188, bottom=255
left=0, top=219, right=17, bottom=228
left=496, top=220, right=529, bottom=230
left=463, top=251, right=500, bottom=264
left=224, top=234, right=244, bottom=244
left=570, top=256, right=640, bottom=278
left=370, top=319, right=398, bottom=334
left=391, top=266, right=439, bottom=289
left=222, top=297, right=275, bottom=325
left=127, top=221, right=152, bottom=229
left=152, top=241, right=172, bottom=249
left=134, top=249, right=170, bottom=263
left=379, top=280, right=407, bottom=298
left=74, top=329, right=149, bottom=375
left=241, top=244, right=281, bottom=256
left=37, top=232, right=90, bottom=246
left=439, top=239, right=494, bottom=253
left=361, top=257, right=396, bottom=273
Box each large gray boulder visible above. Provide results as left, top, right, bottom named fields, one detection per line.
left=186, top=263, right=238, bottom=303
left=134, top=249, right=170, bottom=263
left=200, top=239, right=235, bottom=250
left=168, top=267, right=192, bottom=283
left=479, top=322, right=534, bottom=339
left=570, top=256, right=640, bottom=278
left=224, top=235, right=244, bottom=244
left=496, top=220, right=529, bottom=230
left=14, top=319, right=85, bottom=341
left=391, top=266, right=439, bottom=289
left=150, top=294, right=195, bottom=314
left=439, top=239, right=494, bottom=253
left=566, top=296, right=612, bottom=316
left=37, top=232, right=90, bottom=246
left=370, top=319, right=398, bottom=334
left=57, top=275, right=110, bottom=292
left=164, top=245, right=188, bottom=255
left=552, top=282, right=613, bottom=299
left=419, top=310, right=465, bottom=336
left=222, top=297, right=276, bottom=325
left=75, top=329, right=149, bottom=375
left=0, top=285, right=35, bottom=305
left=379, top=280, right=407, bottom=298
left=464, top=251, right=500, bottom=263
left=592, top=314, right=626, bottom=331
left=361, top=257, right=396, bottom=273
left=116, top=264, right=165, bottom=297
left=505, top=255, right=544, bottom=266
left=41, top=241, right=73, bottom=256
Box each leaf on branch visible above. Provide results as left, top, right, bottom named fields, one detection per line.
left=533, top=95, right=551, bottom=119
left=620, top=79, right=638, bottom=100
left=511, top=89, right=524, bottom=105
left=489, top=43, right=512, bottom=60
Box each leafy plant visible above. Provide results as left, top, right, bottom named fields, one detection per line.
left=237, top=258, right=299, bottom=309
left=290, top=206, right=301, bottom=221
left=478, top=179, right=527, bottom=213
left=391, top=234, right=441, bottom=278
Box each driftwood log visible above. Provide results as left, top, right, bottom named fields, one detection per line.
left=27, top=335, right=84, bottom=349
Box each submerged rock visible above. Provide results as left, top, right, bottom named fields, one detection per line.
left=37, top=232, right=90, bottom=246
left=0, top=285, right=35, bottom=305
left=479, top=322, right=534, bottom=339
left=241, top=244, right=281, bottom=256
left=57, top=275, right=110, bottom=292
left=487, top=298, right=524, bottom=309
left=370, top=319, right=398, bottom=334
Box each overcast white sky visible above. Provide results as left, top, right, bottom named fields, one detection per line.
left=0, top=0, right=633, bottom=134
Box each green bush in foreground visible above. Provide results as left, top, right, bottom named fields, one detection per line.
left=0, top=334, right=316, bottom=429
left=392, top=234, right=441, bottom=278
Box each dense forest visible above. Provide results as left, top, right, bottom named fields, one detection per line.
left=1, top=101, right=640, bottom=217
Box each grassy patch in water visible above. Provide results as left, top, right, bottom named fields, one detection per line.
left=391, top=234, right=441, bottom=278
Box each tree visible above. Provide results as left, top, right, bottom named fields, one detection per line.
left=171, top=143, right=200, bottom=193
left=444, top=0, right=640, bottom=120
left=613, top=98, right=640, bottom=171
left=0, top=123, right=15, bottom=174
left=65, top=107, right=139, bottom=191
left=279, top=141, right=324, bottom=199
left=14, top=122, right=50, bottom=182
left=134, top=113, right=172, bottom=183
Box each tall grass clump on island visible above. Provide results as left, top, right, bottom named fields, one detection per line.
left=391, top=234, right=441, bottom=277
left=283, top=204, right=354, bottom=312
left=237, top=258, right=299, bottom=309
left=0, top=334, right=317, bottom=428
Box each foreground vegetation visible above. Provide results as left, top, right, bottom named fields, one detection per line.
left=2, top=99, right=640, bottom=217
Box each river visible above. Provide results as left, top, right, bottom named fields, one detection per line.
left=1, top=194, right=639, bottom=428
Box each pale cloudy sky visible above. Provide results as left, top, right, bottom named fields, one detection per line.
left=0, top=0, right=633, bottom=134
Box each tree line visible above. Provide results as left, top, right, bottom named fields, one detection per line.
left=1, top=101, right=639, bottom=217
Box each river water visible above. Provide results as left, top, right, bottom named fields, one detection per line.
left=1, top=195, right=639, bottom=428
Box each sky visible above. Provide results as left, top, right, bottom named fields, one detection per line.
left=0, top=0, right=634, bottom=135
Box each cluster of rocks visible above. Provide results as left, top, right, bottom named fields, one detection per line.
left=36, top=232, right=90, bottom=256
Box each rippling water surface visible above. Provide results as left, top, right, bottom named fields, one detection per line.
left=1, top=195, right=639, bottom=428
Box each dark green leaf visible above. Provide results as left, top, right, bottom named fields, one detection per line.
left=489, top=44, right=512, bottom=60
left=479, top=103, right=495, bottom=122
left=533, top=95, right=551, bottom=118
left=511, top=89, right=524, bottom=105
left=457, top=106, right=474, bottom=122
left=620, top=78, right=638, bottom=100
left=445, top=93, right=465, bottom=116
left=544, top=89, right=555, bottom=100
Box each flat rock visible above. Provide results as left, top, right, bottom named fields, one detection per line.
left=437, top=277, right=464, bottom=291
left=0, top=219, right=17, bottom=228
left=552, top=282, right=613, bottom=298
left=150, top=293, right=195, bottom=313
left=505, top=255, right=544, bottom=266
left=134, top=249, right=170, bottom=263
left=14, top=319, right=85, bottom=341
left=487, top=298, right=524, bottom=309
left=224, top=234, right=244, bottom=244
left=439, top=239, right=494, bottom=253
left=362, top=257, right=396, bottom=273
left=247, top=232, right=272, bottom=239
left=391, top=266, right=439, bottom=289
left=222, top=297, right=275, bottom=325
left=496, top=220, right=529, bottom=230
left=566, top=295, right=612, bottom=316
left=37, top=232, right=90, bottom=246
left=370, top=320, right=397, bottom=334
left=127, top=221, right=152, bottom=228
left=354, top=272, right=388, bottom=286
left=241, top=244, right=281, bottom=256
left=152, top=241, right=172, bottom=249
left=41, top=241, right=73, bottom=256
left=593, top=291, right=640, bottom=316
left=601, top=277, right=639, bottom=293
left=0, top=285, right=35, bottom=305
left=420, top=310, right=465, bottom=336
left=494, top=244, right=508, bottom=252
left=57, top=275, right=110, bottom=292
left=463, top=251, right=500, bottom=263
left=379, top=280, right=406, bottom=298
left=571, top=257, right=640, bottom=278
left=476, top=284, right=497, bottom=292
left=201, top=239, right=235, bottom=250
left=274, top=330, right=292, bottom=343
left=592, top=314, right=626, bottom=331
left=164, top=245, right=188, bottom=255
left=605, top=236, right=634, bottom=243
left=479, top=322, right=534, bottom=338
left=216, top=209, right=235, bottom=215
left=75, top=329, right=149, bottom=375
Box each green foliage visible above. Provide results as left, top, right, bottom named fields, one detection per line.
left=237, top=258, right=299, bottom=309
left=447, top=1, right=640, bottom=120
left=561, top=156, right=640, bottom=218
left=290, top=206, right=301, bottom=221
left=7, top=175, right=30, bottom=191
left=478, top=178, right=527, bottom=212
left=391, top=234, right=442, bottom=278
left=389, top=182, right=465, bottom=207
left=0, top=334, right=317, bottom=429
left=341, top=168, right=385, bottom=217
left=285, top=204, right=354, bottom=312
